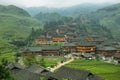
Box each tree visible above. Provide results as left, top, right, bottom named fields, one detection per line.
left=0, top=58, right=14, bottom=80
left=23, top=54, right=37, bottom=66
left=39, top=57, right=46, bottom=67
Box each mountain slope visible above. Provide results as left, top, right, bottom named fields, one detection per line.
left=0, top=13, right=42, bottom=40
left=0, top=5, right=42, bottom=52
left=34, top=12, right=63, bottom=23
left=91, top=3, right=120, bottom=40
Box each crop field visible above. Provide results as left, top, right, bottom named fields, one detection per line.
left=66, top=60, right=120, bottom=80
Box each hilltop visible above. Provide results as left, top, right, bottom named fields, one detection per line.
left=0, top=5, right=30, bottom=17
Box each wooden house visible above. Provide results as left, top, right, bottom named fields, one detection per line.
left=76, top=41, right=96, bottom=54
left=65, top=32, right=77, bottom=39
left=86, top=35, right=107, bottom=44
left=56, top=25, right=68, bottom=34
left=23, top=46, right=61, bottom=56
left=113, top=52, right=120, bottom=64
left=35, top=38, right=50, bottom=45
left=62, top=43, right=76, bottom=53
left=52, top=35, right=66, bottom=44
left=96, top=46, right=117, bottom=57
left=114, top=44, right=120, bottom=52
left=23, top=47, right=42, bottom=56
left=41, top=46, right=61, bottom=56
left=46, top=31, right=57, bottom=39
left=7, top=63, right=40, bottom=80
left=67, top=37, right=87, bottom=43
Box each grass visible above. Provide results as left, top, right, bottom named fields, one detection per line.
left=36, top=56, right=66, bottom=67
left=66, top=60, right=120, bottom=80
left=0, top=52, right=16, bottom=65
left=0, top=13, right=43, bottom=54
left=0, top=13, right=43, bottom=40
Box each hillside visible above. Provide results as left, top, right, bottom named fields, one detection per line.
left=0, top=13, right=42, bottom=40
left=0, top=5, right=42, bottom=52
left=90, top=3, right=120, bottom=40
left=34, top=12, right=63, bottom=23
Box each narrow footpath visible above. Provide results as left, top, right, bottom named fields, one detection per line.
left=50, top=58, right=74, bottom=72
left=18, top=57, right=25, bottom=66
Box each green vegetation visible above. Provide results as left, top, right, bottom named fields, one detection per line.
left=35, top=12, right=63, bottom=23
left=36, top=56, right=66, bottom=67
left=66, top=60, right=120, bottom=80
left=0, top=52, right=16, bottom=64
left=0, top=5, right=30, bottom=17
left=90, top=3, right=120, bottom=40
left=0, top=13, right=42, bottom=40
left=23, top=54, right=38, bottom=66
left=0, top=13, right=42, bottom=57
left=0, top=58, right=15, bottom=80
left=23, top=55, right=66, bottom=67
left=0, top=5, right=43, bottom=53
left=75, top=18, right=112, bottom=38
left=40, top=77, right=45, bottom=80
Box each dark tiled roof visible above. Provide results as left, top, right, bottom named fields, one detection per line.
left=68, top=37, right=87, bottom=42
left=87, top=35, right=105, bottom=38
left=63, top=43, right=76, bottom=47
left=11, top=69, right=40, bottom=80
left=96, top=46, right=117, bottom=51
left=53, top=35, right=65, bottom=38
left=7, top=63, right=40, bottom=80
left=115, top=45, right=120, bottom=48
left=27, top=64, right=49, bottom=74
left=24, top=46, right=60, bottom=52
left=7, top=62, right=25, bottom=70
left=24, top=47, right=42, bottom=52
left=76, top=41, right=95, bottom=46
left=41, top=45, right=61, bottom=50
left=114, top=53, right=120, bottom=58
left=48, top=66, right=104, bottom=80
left=66, top=32, right=75, bottom=35
left=81, top=53, right=92, bottom=58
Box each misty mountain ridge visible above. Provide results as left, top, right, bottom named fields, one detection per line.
left=25, top=3, right=114, bottom=16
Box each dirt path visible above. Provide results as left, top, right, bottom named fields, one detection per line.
left=18, top=57, right=25, bottom=66
left=50, top=58, right=74, bottom=72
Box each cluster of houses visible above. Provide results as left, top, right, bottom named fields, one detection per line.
left=23, top=23, right=120, bottom=64
left=13, top=23, right=120, bottom=80
left=7, top=62, right=104, bottom=80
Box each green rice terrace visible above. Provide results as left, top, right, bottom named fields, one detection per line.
left=65, top=60, right=120, bottom=80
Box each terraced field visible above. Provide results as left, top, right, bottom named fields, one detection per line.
left=66, top=60, right=120, bottom=80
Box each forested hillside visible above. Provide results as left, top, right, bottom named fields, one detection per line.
left=89, top=3, right=120, bottom=40
left=34, top=12, right=63, bottom=23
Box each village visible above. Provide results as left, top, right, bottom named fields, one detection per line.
left=23, top=23, right=120, bottom=64
left=6, top=23, right=120, bottom=80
